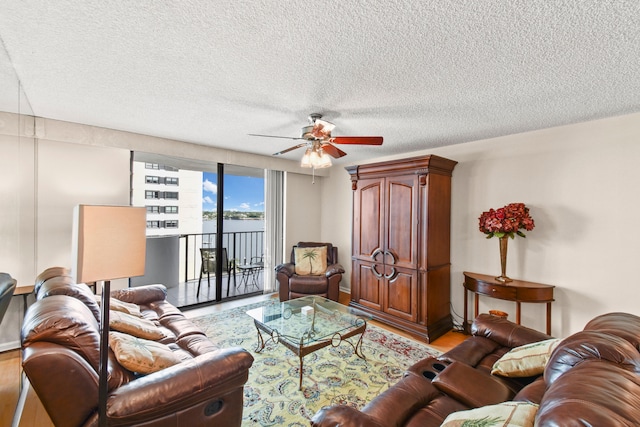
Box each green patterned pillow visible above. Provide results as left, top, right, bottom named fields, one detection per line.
left=492, top=338, right=560, bottom=377
left=441, top=402, right=539, bottom=427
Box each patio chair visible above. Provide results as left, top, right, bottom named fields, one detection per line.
left=198, top=248, right=235, bottom=297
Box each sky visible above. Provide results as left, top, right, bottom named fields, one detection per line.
left=202, top=172, right=264, bottom=212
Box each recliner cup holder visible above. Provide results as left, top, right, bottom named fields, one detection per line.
left=433, top=363, right=447, bottom=372
left=422, top=370, right=437, bottom=380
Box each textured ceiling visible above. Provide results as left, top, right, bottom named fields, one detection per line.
left=1, top=1, right=639, bottom=165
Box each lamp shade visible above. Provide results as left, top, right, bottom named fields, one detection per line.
left=72, top=205, right=147, bottom=283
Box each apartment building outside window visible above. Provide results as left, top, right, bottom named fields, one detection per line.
left=145, top=191, right=179, bottom=200
left=133, top=160, right=199, bottom=236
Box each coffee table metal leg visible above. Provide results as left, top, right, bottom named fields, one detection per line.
left=254, top=326, right=265, bottom=353
left=298, top=336, right=304, bottom=390
left=298, top=356, right=304, bottom=390
left=353, top=331, right=366, bottom=360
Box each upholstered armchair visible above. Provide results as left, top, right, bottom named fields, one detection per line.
left=275, top=242, right=344, bottom=302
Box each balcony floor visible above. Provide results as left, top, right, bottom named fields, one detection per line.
left=166, top=270, right=265, bottom=309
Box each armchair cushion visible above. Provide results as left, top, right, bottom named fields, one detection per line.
left=109, top=331, right=182, bottom=374
left=294, top=246, right=327, bottom=275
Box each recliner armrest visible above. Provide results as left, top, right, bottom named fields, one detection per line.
left=432, top=361, right=514, bottom=408
left=107, top=347, right=254, bottom=422
left=325, top=263, right=345, bottom=277
left=275, top=263, right=295, bottom=277
left=472, top=313, right=553, bottom=348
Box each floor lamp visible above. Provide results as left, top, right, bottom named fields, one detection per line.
left=72, top=205, right=147, bottom=427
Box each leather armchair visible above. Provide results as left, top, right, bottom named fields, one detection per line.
left=275, top=242, right=344, bottom=302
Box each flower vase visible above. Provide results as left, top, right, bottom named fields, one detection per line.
left=495, top=236, right=513, bottom=283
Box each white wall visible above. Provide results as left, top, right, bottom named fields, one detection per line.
left=324, top=112, right=640, bottom=337
left=36, top=139, right=131, bottom=271
left=283, top=172, right=324, bottom=257
left=321, top=167, right=353, bottom=287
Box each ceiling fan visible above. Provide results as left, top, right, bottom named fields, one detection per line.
left=249, top=113, right=383, bottom=168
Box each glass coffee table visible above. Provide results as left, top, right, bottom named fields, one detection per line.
left=246, top=296, right=372, bottom=390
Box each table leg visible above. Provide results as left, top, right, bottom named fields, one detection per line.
left=516, top=302, right=521, bottom=325
left=474, top=293, right=479, bottom=319
left=254, top=321, right=266, bottom=353
left=299, top=356, right=304, bottom=391
left=464, top=287, right=469, bottom=333
left=546, top=302, right=552, bottom=335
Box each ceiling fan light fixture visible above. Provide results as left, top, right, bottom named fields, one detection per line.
left=315, top=148, right=332, bottom=168
left=300, top=148, right=313, bottom=168
left=300, top=145, right=332, bottom=169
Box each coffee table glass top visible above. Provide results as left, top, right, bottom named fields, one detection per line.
left=246, top=296, right=372, bottom=345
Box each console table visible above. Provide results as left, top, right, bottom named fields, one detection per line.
left=463, top=271, right=554, bottom=335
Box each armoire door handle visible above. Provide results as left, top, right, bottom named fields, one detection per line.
left=371, top=264, right=383, bottom=278
left=384, top=267, right=396, bottom=280
left=384, top=250, right=397, bottom=265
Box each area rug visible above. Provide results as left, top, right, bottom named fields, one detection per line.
left=191, top=300, right=442, bottom=426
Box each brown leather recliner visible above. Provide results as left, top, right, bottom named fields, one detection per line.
left=275, top=242, right=344, bottom=302
left=22, top=267, right=254, bottom=427
left=312, top=312, right=640, bottom=426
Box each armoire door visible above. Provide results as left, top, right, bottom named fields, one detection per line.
left=382, top=265, right=418, bottom=322
left=385, top=174, right=419, bottom=270
left=352, top=259, right=383, bottom=312
left=352, top=177, right=384, bottom=262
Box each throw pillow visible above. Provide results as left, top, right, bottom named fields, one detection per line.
left=492, top=338, right=561, bottom=377
left=95, top=296, right=143, bottom=317
left=109, top=331, right=181, bottom=374
left=109, top=310, right=166, bottom=340
left=440, top=402, right=539, bottom=427
left=294, top=246, right=327, bottom=276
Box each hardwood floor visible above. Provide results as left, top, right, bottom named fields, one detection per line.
left=3, top=292, right=467, bottom=426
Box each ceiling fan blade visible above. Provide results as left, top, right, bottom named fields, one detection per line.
left=273, top=143, right=308, bottom=156
left=321, top=143, right=347, bottom=158
left=312, top=119, right=336, bottom=138
left=249, top=133, right=305, bottom=141
left=330, top=136, right=383, bottom=145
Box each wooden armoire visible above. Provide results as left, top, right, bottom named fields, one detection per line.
left=347, top=155, right=457, bottom=342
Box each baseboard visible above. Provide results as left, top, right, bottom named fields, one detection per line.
left=0, top=340, right=20, bottom=353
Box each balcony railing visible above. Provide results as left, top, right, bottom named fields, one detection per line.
left=179, top=231, right=265, bottom=284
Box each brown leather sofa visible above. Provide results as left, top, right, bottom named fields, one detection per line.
left=275, top=242, right=344, bottom=302
left=311, top=312, right=640, bottom=426
left=22, top=267, right=254, bottom=427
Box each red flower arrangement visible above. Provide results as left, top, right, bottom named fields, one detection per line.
left=478, top=203, right=535, bottom=239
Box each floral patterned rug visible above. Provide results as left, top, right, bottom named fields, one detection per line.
left=191, top=300, right=441, bottom=426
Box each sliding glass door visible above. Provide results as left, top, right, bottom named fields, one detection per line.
left=131, top=153, right=280, bottom=308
